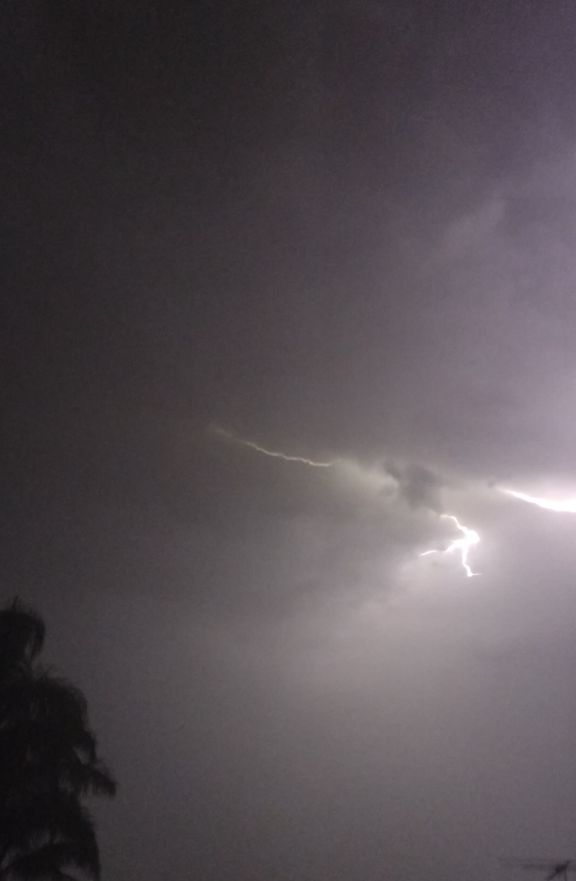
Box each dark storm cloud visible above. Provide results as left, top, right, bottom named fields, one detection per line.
left=7, top=3, right=576, bottom=881
left=85, top=413, right=454, bottom=615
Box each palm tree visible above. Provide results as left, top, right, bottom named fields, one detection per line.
left=0, top=600, right=45, bottom=677
left=0, top=600, right=116, bottom=881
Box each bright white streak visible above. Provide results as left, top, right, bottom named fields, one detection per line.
left=212, top=426, right=335, bottom=468
left=502, top=488, right=576, bottom=513
left=230, top=437, right=334, bottom=468
left=420, top=514, right=480, bottom=578
left=214, top=425, right=480, bottom=577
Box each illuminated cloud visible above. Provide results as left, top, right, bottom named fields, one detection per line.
left=212, top=424, right=481, bottom=578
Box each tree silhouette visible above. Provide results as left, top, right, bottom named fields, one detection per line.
left=0, top=600, right=116, bottom=881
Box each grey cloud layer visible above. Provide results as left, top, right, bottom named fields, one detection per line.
left=10, top=4, right=576, bottom=881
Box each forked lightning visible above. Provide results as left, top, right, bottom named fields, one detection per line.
left=420, top=514, right=480, bottom=578
left=214, top=425, right=480, bottom=578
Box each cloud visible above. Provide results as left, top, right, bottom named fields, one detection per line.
left=439, top=195, right=507, bottom=262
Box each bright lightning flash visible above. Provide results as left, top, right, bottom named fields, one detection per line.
left=420, top=514, right=480, bottom=578
left=211, top=425, right=335, bottom=468
left=213, top=425, right=481, bottom=579
left=502, top=488, right=576, bottom=513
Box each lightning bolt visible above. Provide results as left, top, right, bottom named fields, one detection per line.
left=420, top=514, right=480, bottom=578
left=211, top=425, right=336, bottom=468
left=501, top=488, right=576, bottom=513
left=213, top=425, right=481, bottom=578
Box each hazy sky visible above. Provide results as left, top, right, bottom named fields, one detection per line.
left=5, top=2, right=576, bottom=880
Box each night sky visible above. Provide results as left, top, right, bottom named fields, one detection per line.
left=5, top=2, right=576, bottom=880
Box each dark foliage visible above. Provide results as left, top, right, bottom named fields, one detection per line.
left=0, top=600, right=116, bottom=881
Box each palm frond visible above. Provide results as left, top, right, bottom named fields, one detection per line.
left=0, top=794, right=98, bottom=861
left=0, top=601, right=45, bottom=675
left=0, top=600, right=115, bottom=881
left=2, top=839, right=98, bottom=881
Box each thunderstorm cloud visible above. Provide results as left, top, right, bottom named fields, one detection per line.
left=7, top=4, right=576, bottom=881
